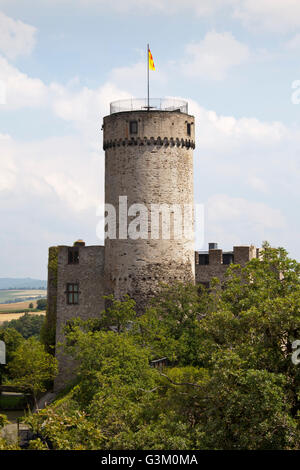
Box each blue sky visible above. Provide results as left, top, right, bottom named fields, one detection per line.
left=0, top=0, right=300, bottom=278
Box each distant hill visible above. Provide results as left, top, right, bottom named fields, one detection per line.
left=0, top=278, right=47, bottom=290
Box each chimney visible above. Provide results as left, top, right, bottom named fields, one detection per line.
left=208, top=242, right=218, bottom=250
left=74, top=239, right=85, bottom=247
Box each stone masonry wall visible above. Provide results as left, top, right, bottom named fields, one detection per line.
left=54, top=245, right=105, bottom=391
left=195, top=245, right=258, bottom=285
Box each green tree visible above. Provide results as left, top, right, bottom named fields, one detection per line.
left=24, top=245, right=300, bottom=450
left=26, top=329, right=158, bottom=449
left=8, top=337, right=58, bottom=407
left=36, top=299, right=47, bottom=311
left=132, top=282, right=208, bottom=364
left=0, top=327, right=24, bottom=364
left=1, top=314, right=45, bottom=339
left=97, top=295, right=137, bottom=333
left=64, top=327, right=155, bottom=405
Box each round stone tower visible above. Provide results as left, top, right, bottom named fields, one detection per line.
left=103, top=98, right=196, bottom=311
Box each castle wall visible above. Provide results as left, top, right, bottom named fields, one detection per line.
left=103, top=110, right=196, bottom=311
left=54, top=245, right=105, bottom=391
left=195, top=245, right=258, bottom=285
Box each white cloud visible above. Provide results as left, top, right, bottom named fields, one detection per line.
left=207, top=194, right=285, bottom=229
left=64, top=0, right=300, bottom=33
left=105, top=0, right=300, bottom=32
left=109, top=61, right=167, bottom=97
left=247, top=176, right=269, bottom=194
left=285, top=33, right=300, bottom=50
left=204, top=194, right=286, bottom=250
left=188, top=99, right=289, bottom=150
left=51, top=82, right=131, bottom=142
left=17, top=135, right=102, bottom=212
left=181, top=98, right=300, bottom=252
left=0, top=11, right=36, bottom=59
left=0, top=133, right=105, bottom=277
left=183, top=31, right=250, bottom=80
left=0, top=54, right=130, bottom=140
left=233, top=0, right=300, bottom=33
left=0, top=56, right=48, bottom=109
left=43, top=0, right=238, bottom=16
left=26, top=0, right=300, bottom=33
left=2, top=1, right=300, bottom=34
left=0, top=134, right=17, bottom=192
left=0, top=59, right=128, bottom=226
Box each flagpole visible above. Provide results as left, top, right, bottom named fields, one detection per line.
left=147, top=43, right=149, bottom=111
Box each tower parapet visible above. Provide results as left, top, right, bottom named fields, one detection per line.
left=110, top=98, right=189, bottom=114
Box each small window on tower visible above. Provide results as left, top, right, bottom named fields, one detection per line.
left=130, top=121, right=138, bottom=134
left=66, top=283, right=79, bottom=305
left=199, top=254, right=209, bottom=265
left=68, top=247, right=79, bottom=264
left=187, top=123, right=191, bottom=136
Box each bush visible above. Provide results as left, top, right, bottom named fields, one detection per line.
left=36, top=299, right=47, bottom=311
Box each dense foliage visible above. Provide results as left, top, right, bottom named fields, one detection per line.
left=0, top=330, right=56, bottom=450
left=0, top=325, right=58, bottom=406
left=22, top=244, right=300, bottom=450
left=1, top=313, right=45, bottom=339
left=8, top=337, right=58, bottom=407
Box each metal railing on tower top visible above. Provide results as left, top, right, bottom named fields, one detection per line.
left=110, top=98, right=188, bottom=115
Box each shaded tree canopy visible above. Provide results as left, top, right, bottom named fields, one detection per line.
left=14, top=244, right=300, bottom=449
left=1, top=313, right=45, bottom=340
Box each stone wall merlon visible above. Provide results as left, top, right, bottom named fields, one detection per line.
left=233, top=245, right=257, bottom=264
left=209, top=249, right=223, bottom=265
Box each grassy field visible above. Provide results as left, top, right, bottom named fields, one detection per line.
left=0, top=289, right=46, bottom=304
left=0, top=311, right=45, bottom=324
left=0, top=299, right=39, bottom=312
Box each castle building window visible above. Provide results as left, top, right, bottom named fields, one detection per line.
left=187, top=123, right=191, bottom=136
left=129, top=121, right=138, bottom=134
left=223, top=253, right=234, bottom=265
left=68, top=247, right=79, bottom=264
left=199, top=253, right=209, bottom=265
left=66, top=283, right=79, bottom=305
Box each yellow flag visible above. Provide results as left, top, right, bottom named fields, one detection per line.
left=148, top=48, right=155, bottom=71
